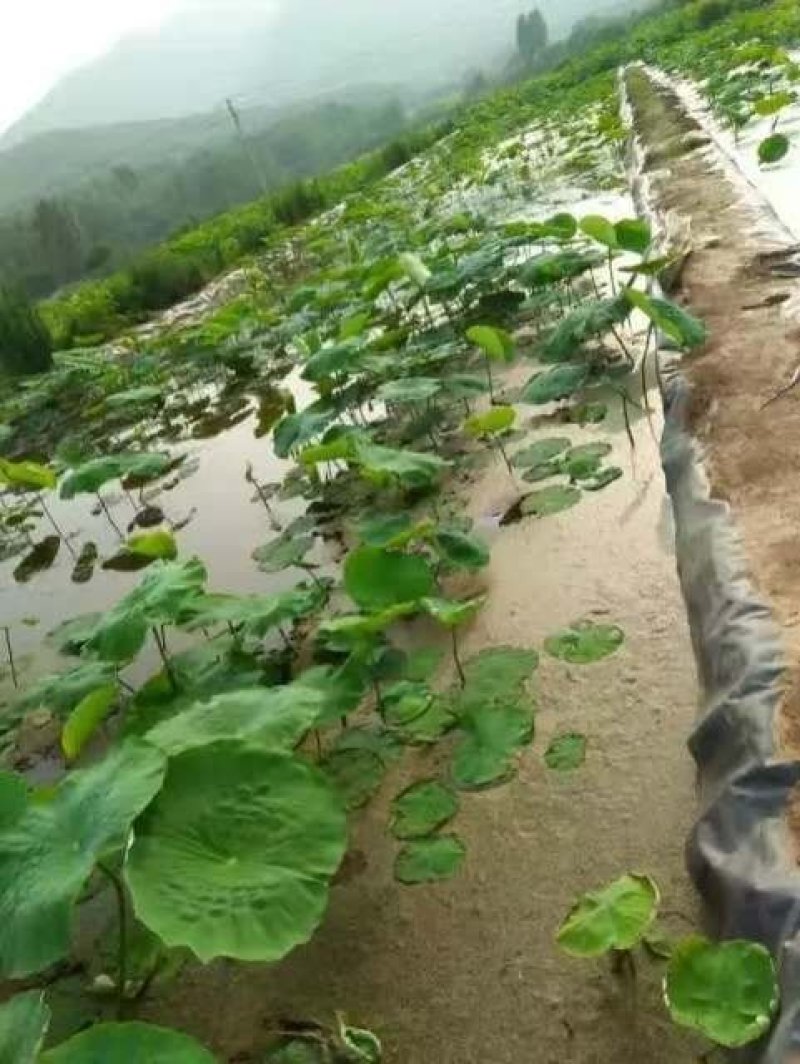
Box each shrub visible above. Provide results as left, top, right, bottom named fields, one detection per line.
left=0, top=286, right=54, bottom=375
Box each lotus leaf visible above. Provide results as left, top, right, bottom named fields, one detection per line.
left=557, top=873, right=659, bottom=957
left=390, top=780, right=459, bottom=839
left=394, top=835, right=465, bottom=884
left=0, top=992, right=50, bottom=1064
left=344, top=547, right=434, bottom=612
left=40, top=1022, right=217, bottom=1063
left=544, top=620, right=624, bottom=663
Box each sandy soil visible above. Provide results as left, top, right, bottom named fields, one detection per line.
left=141, top=378, right=703, bottom=1063
left=625, top=71, right=800, bottom=768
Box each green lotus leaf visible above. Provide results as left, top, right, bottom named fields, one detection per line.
left=15, top=661, right=118, bottom=716
left=542, top=212, right=578, bottom=241
left=339, top=1023, right=382, bottom=1063
left=568, top=402, right=607, bottom=425
left=298, top=436, right=357, bottom=467
left=394, top=835, right=465, bottom=885
left=458, top=646, right=538, bottom=715
left=522, top=461, right=559, bottom=483
left=579, top=214, right=617, bottom=249
left=323, top=748, right=386, bottom=810
left=517, top=249, right=596, bottom=288
left=544, top=620, right=624, bottom=664
left=541, top=295, right=631, bottom=364
left=758, top=132, right=789, bottom=165
left=544, top=733, right=587, bottom=771
left=440, top=374, right=489, bottom=400
left=432, top=528, right=490, bottom=571
left=293, top=664, right=368, bottom=727
left=464, top=405, right=516, bottom=440
left=344, top=546, right=434, bottom=612
left=421, top=595, right=486, bottom=629
left=382, top=681, right=433, bottom=727
left=126, top=529, right=177, bottom=561
left=376, top=378, right=442, bottom=405
left=146, top=685, right=326, bottom=756
left=40, top=1021, right=217, bottom=1063
left=357, top=513, right=432, bottom=550
left=566, top=442, right=612, bottom=461
left=104, top=385, right=163, bottom=409
left=60, top=454, right=170, bottom=499
left=614, top=218, right=651, bottom=255
left=401, top=647, right=445, bottom=682
left=353, top=440, right=450, bottom=489
left=466, top=325, right=515, bottom=362
left=0, top=740, right=167, bottom=977
left=390, top=780, right=459, bottom=840
left=127, top=742, right=346, bottom=964
left=302, top=340, right=364, bottom=383
left=252, top=534, right=315, bottom=573
left=398, top=252, right=431, bottom=287
left=522, top=364, right=589, bottom=404
left=273, top=407, right=336, bottom=458
left=664, top=936, right=779, bottom=1048
left=181, top=586, right=323, bottom=638
left=0, top=773, right=28, bottom=830
left=563, top=453, right=602, bottom=480
left=0, top=991, right=50, bottom=1064
left=624, top=288, right=706, bottom=349
left=62, top=684, right=118, bottom=761
left=264, top=1041, right=323, bottom=1064
left=451, top=700, right=534, bottom=790
left=557, top=873, right=660, bottom=956
left=520, top=485, right=581, bottom=517
left=45, top=613, right=103, bottom=657
left=0, top=458, right=57, bottom=492
left=584, top=466, right=623, bottom=491
left=512, top=437, right=571, bottom=468
left=318, top=603, right=418, bottom=647
left=334, top=725, right=403, bottom=767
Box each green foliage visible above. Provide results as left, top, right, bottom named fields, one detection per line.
left=544, top=732, right=587, bottom=771
left=758, top=131, right=790, bottom=163
left=544, top=620, right=624, bottom=663
left=0, top=286, right=53, bottom=375
left=464, top=406, right=516, bottom=438
left=40, top=1022, right=217, bottom=1063
left=466, top=325, right=515, bottom=362
left=390, top=780, right=459, bottom=840
left=520, top=485, right=581, bottom=517
left=394, top=835, right=466, bottom=884
left=0, top=992, right=49, bottom=1064
left=61, top=684, right=118, bottom=761
left=556, top=874, right=660, bottom=956
left=344, top=547, right=435, bottom=611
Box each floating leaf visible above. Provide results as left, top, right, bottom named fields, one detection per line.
left=568, top=402, right=607, bottom=425
left=544, top=620, right=624, bottom=664
left=390, top=780, right=459, bottom=840
left=512, top=438, right=571, bottom=468
left=394, top=835, right=465, bottom=884
left=545, top=733, right=587, bottom=771
left=40, top=1022, right=217, bottom=1063
left=61, top=684, right=118, bottom=761
left=614, top=218, right=651, bottom=255
left=464, top=406, right=516, bottom=438
left=664, top=936, right=779, bottom=1048
left=466, top=325, right=515, bottom=362
left=0, top=741, right=167, bottom=978
left=458, top=646, right=538, bottom=714
left=252, top=534, right=314, bottom=573
left=520, top=485, right=581, bottom=517
left=451, top=701, right=534, bottom=790
left=0, top=992, right=50, bottom=1064
left=522, top=364, right=589, bottom=404
left=324, top=748, right=386, bottom=810
left=585, top=466, right=623, bottom=491
left=353, top=440, right=449, bottom=489
left=758, top=132, right=790, bottom=164
left=126, top=529, right=177, bottom=561
left=127, top=742, right=346, bottom=964
left=344, top=547, right=434, bottom=612
left=556, top=874, right=660, bottom=957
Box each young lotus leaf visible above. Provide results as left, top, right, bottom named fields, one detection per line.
left=318, top=603, right=418, bottom=648
left=623, top=288, right=706, bottom=349
left=441, top=374, right=490, bottom=400
left=664, top=936, right=779, bottom=1048
left=273, top=407, right=336, bottom=459
left=520, top=485, right=581, bottom=517
left=146, top=685, right=326, bottom=756
left=451, top=700, right=534, bottom=790
left=545, top=733, right=587, bottom=771
left=466, top=325, right=515, bottom=362
left=39, top=1022, right=217, bottom=1063
left=544, top=620, right=624, bottom=664
left=518, top=250, right=598, bottom=288
left=0, top=458, right=57, bottom=492
left=61, top=684, right=118, bottom=761
left=335, top=725, right=403, bottom=767
left=565, top=442, right=612, bottom=462
left=390, top=780, right=459, bottom=840
left=522, top=461, right=559, bottom=483
left=433, top=528, right=490, bottom=571
left=339, top=1022, right=382, bottom=1064
left=569, top=402, right=607, bottom=425
left=540, top=296, right=631, bottom=363
left=522, top=364, right=590, bottom=404
left=459, top=646, right=539, bottom=713
left=127, top=741, right=346, bottom=964
left=294, top=663, right=368, bottom=726
left=542, top=212, right=578, bottom=241
left=353, top=440, right=449, bottom=489
left=376, top=378, right=442, bottom=405
left=357, top=512, right=428, bottom=550
left=512, top=437, right=571, bottom=468
left=60, top=454, right=170, bottom=499
left=464, top=405, right=516, bottom=438
left=344, top=546, right=434, bottom=612
left=556, top=873, right=659, bottom=957
left=394, top=835, right=466, bottom=885
left=302, top=340, right=365, bottom=383
left=126, top=529, right=177, bottom=561
left=252, top=533, right=314, bottom=573
left=614, top=218, right=651, bottom=255
left=0, top=991, right=50, bottom=1064
left=579, top=214, right=617, bottom=249
left=422, top=595, right=486, bottom=629
left=181, top=586, right=324, bottom=638
left=0, top=740, right=167, bottom=978
left=324, top=748, right=386, bottom=810
left=563, top=453, right=602, bottom=480
left=15, top=661, right=118, bottom=716
left=585, top=466, right=623, bottom=491
left=758, top=132, right=790, bottom=165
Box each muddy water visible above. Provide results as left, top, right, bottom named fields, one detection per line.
left=142, top=369, right=704, bottom=1063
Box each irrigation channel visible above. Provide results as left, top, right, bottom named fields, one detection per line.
left=3, top=54, right=798, bottom=1064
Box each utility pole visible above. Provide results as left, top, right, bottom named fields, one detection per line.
left=225, top=97, right=268, bottom=195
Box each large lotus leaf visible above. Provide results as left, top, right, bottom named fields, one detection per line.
left=181, top=586, right=324, bottom=638
left=0, top=991, right=50, bottom=1064
left=624, top=288, right=706, bottom=349
left=127, top=742, right=346, bottom=963
left=390, top=780, right=459, bottom=840
left=544, top=296, right=631, bottom=363
left=40, top=1022, right=217, bottom=1063
left=376, top=378, right=442, bottom=405
left=357, top=513, right=432, bottom=550
left=512, top=437, right=571, bottom=468
left=557, top=874, right=660, bottom=956
left=344, top=547, right=434, bottom=612
left=293, top=664, right=368, bottom=727
left=522, top=364, right=590, bottom=404
left=353, top=440, right=449, bottom=489
left=544, top=620, right=624, bottom=664
left=145, top=685, right=325, bottom=756
left=466, top=325, right=515, bottom=362
left=464, top=405, right=516, bottom=438
left=0, top=740, right=167, bottom=977
left=664, top=936, right=779, bottom=1048
left=458, top=646, right=538, bottom=715
left=394, top=835, right=465, bottom=884
left=432, top=528, right=490, bottom=571
left=0, top=458, right=56, bottom=491
left=252, top=534, right=315, bottom=574
left=60, top=453, right=171, bottom=499
left=273, top=407, right=336, bottom=458
left=15, top=661, right=118, bottom=716
left=520, top=485, right=581, bottom=517
left=451, top=700, right=534, bottom=790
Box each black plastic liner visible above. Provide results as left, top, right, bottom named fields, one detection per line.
left=662, top=372, right=800, bottom=1062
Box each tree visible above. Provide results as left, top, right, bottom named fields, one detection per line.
left=0, top=286, right=54, bottom=375
left=516, top=8, right=549, bottom=64
left=32, top=198, right=84, bottom=287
